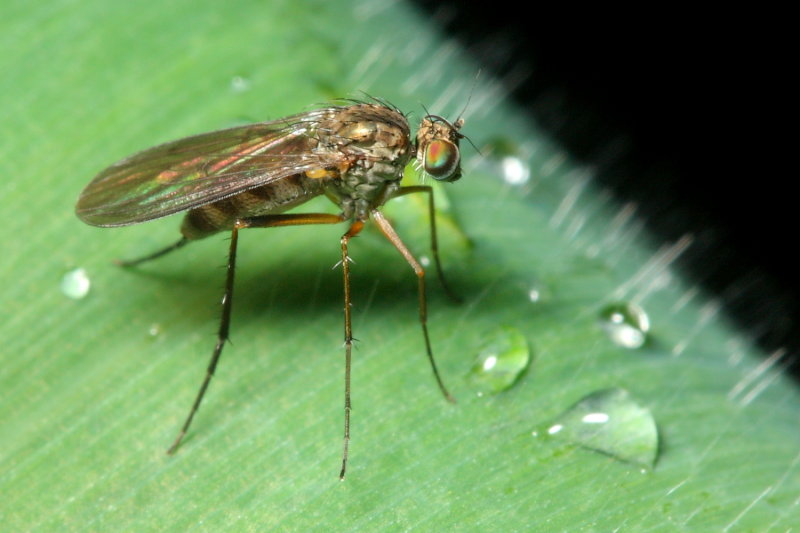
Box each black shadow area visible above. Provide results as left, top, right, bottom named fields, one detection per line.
left=410, top=3, right=797, bottom=378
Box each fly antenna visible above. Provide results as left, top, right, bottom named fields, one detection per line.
left=454, top=69, right=481, bottom=123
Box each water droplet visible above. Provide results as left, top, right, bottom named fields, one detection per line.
left=599, top=302, right=650, bottom=349
left=527, top=282, right=551, bottom=304
left=148, top=324, right=161, bottom=337
left=468, top=326, right=530, bottom=394
left=481, top=137, right=531, bottom=186
left=230, top=75, right=251, bottom=93
left=419, top=255, right=431, bottom=267
left=61, top=268, right=91, bottom=299
left=534, top=388, right=658, bottom=468
left=501, top=156, right=530, bottom=185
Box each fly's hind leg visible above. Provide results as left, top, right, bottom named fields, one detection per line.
left=167, top=213, right=345, bottom=455
left=115, top=237, right=189, bottom=267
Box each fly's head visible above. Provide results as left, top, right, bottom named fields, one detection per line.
left=415, top=115, right=464, bottom=183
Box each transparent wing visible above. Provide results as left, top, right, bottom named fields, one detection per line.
left=76, top=108, right=343, bottom=227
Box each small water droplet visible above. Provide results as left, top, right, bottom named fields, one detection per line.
left=547, top=424, right=563, bottom=435
left=501, top=156, right=530, bottom=185
left=481, top=137, right=532, bottom=186
left=527, top=281, right=551, bottom=304
left=468, top=326, right=530, bottom=394
left=61, top=268, right=91, bottom=299
left=599, top=302, right=650, bottom=349
left=534, top=388, right=659, bottom=468
left=148, top=324, right=161, bottom=337
left=419, top=255, right=431, bottom=267
left=230, top=75, right=251, bottom=93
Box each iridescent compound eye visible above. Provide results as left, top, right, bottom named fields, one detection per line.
left=423, top=139, right=461, bottom=182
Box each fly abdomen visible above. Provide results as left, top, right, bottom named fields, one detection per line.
left=180, top=174, right=324, bottom=239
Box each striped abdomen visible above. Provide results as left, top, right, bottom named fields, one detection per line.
left=180, top=174, right=324, bottom=239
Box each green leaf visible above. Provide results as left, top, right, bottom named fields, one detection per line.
left=2, top=1, right=798, bottom=531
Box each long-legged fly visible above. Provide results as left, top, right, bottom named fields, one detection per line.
left=76, top=100, right=465, bottom=478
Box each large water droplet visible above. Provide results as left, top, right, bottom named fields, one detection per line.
left=598, top=302, right=650, bottom=349
left=61, top=268, right=91, bottom=299
left=468, top=326, right=530, bottom=395
left=535, top=388, right=658, bottom=468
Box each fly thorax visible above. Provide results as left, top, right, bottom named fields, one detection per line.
left=317, top=104, right=413, bottom=214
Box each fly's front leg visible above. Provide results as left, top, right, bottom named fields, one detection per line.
left=392, top=185, right=460, bottom=302
left=167, top=213, right=345, bottom=455
left=371, top=209, right=455, bottom=404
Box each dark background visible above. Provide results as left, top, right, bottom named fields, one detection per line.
left=412, top=4, right=797, bottom=377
